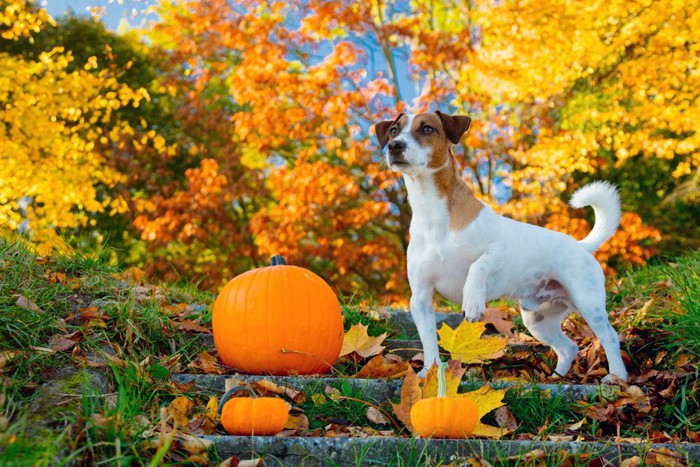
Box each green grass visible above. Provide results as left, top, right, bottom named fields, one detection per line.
left=503, top=387, right=580, bottom=436
left=0, top=239, right=216, bottom=465
left=2, top=237, right=700, bottom=465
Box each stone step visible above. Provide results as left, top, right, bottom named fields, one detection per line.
left=386, top=309, right=464, bottom=339
left=205, top=435, right=700, bottom=465
left=173, top=374, right=618, bottom=403
left=199, top=310, right=466, bottom=348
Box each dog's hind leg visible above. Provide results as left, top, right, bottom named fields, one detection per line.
left=562, top=262, right=628, bottom=382
left=521, top=300, right=579, bottom=377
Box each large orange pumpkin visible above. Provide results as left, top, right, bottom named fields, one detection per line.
left=410, top=361, right=479, bottom=438
left=213, top=255, right=344, bottom=375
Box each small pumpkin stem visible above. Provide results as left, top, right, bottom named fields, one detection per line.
left=217, top=385, right=257, bottom=415
left=437, top=360, right=447, bottom=398
left=270, top=255, right=287, bottom=266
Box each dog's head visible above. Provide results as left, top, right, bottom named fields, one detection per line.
left=374, top=111, right=471, bottom=175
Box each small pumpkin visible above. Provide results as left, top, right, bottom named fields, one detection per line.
left=410, top=361, right=479, bottom=438
left=218, top=386, right=289, bottom=436
left=213, top=255, right=343, bottom=375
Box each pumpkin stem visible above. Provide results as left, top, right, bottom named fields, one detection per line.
left=217, top=385, right=257, bottom=415
left=437, top=360, right=447, bottom=398
left=270, top=255, right=287, bottom=266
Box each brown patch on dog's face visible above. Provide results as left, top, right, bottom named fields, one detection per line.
left=408, top=113, right=453, bottom=169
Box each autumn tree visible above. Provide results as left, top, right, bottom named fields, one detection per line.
left=126, top=0, right=405, bottom=295
left=0, top=0, right=160, bottom=253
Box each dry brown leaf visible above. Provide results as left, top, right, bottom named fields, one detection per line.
left=48, top=271, right=67, bottom=284
left=16, top=295, right=40, bottom=311
left=506, top=449, right=546, bottom=462
left=620, top=456, right=641, bottom=467
left=390, top=366, right=422, bottom=433
left=366, top=407, right=391, bottom=425
left=188, top=351, right=226, bottom=374
left=49, top=334, right=78, bottom=352
left=176, top=320, right=211, bottom=334
left=354, top=355, right=409, bottom=379
left=188, top=413, right=217, bottom=435
left=483, top=308, right=515, bottom=337
left=495, top=406, right=518, bottom=432
left=169, top=396, right=194, bottom=426
left=644, top=448, right=686, bottom=467
left=253, top=379, right=306, bottom=404
left=285, top=413, right=309, bottom=430
left=339, top=323, right=387, bottom=358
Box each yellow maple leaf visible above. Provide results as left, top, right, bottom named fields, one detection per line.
left=458, top=385, right=509, bottom=438
left=437, top=321, right=506, bottom=363
left=339, top=323, right=387, bottom=358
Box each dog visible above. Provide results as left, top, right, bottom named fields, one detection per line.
left=374, top=111, right=627, bottom=383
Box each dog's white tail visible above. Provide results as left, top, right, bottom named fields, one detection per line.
left=569, top=181, right=621, bottom=253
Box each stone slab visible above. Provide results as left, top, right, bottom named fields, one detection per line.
left=172, top=374, right=618, bottom=403
left=205, top=435, right=700, bottom=465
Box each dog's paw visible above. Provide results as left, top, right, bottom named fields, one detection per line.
left=462, top=298, right=485, bottom=322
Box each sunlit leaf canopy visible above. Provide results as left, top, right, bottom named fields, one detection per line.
left=1, top=0, right=697, bottom=300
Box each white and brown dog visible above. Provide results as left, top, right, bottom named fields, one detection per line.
left=375, top=111, right=627, bottom=383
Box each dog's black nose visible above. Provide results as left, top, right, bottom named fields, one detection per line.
left=388, top=140, right=406, bottom=153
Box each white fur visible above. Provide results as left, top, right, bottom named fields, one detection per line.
left=391, top=115, right=627, bottom=382
left=569, top=181, right=621, bottom=252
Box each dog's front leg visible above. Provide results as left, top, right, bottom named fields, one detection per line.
left=462, top=250, right=502, bottom=322
left=410, top=290, right=439, bottom=377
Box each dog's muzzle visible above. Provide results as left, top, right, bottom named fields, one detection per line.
left=388, top=140, right=409, bottom=166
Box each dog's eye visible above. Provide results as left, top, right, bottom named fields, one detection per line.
left=422, top=125, right=434, bottom=135
left=389, top=126, right=399, bottom=136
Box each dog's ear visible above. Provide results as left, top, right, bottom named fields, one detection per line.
left=374, top=113, right=404, bottom=149
left=436, top=111, right=471, bottom=145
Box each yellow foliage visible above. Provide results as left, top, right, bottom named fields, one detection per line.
left=0, top=4, right=152, bottom=252
left=437, top=321, right=507, bottom=364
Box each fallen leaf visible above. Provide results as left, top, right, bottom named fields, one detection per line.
left=366, top=407, right=391, bottom=425
left=169, top=397, right=194, bottom=426
left=48, top=271, right=67, bottom=284
left=459, top=385, right=510, bottom=438
left=390, top=366, right=422, bottom=433
left=16, top=296, right=40, bottom=312
left=176, top=320, right=212, bottom=334
left=49, top=334, right=78, bottom=352
left=206, top=396, right=218, bottom=420
left=437, top=321, right=506, bottom=363
left=188, top=413, right=217, bottom=435
left=495, top=406, right=518, bottom=432
left=311, top=394, right=326, bottom=406
left=483, top=308, right=515, bottom=337
left=620, top=456, right=641, bottom=467
left=644, top=448, right=686, bottom=467
left=252, top=379, right=306, bottom=404
left=567, top=417, right=587, bottom=431
left=284, top=413, right=309, bottom=430
left=188, top=351, right=226, bottom=374
left=340, top=323, right=387, bottom=358
left=354, top=355, right=409, bottom=379
left=506, top=449, right=546, bottom=462
left=123, top=266, right=146, bottom=283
